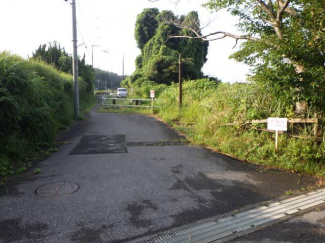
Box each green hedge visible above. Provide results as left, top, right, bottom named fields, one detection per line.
left=0, top=52, right=94, bottom=177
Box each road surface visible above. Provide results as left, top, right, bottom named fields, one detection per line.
left=0, top=106, right=321, bottom=242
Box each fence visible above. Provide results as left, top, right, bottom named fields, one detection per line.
left=101, top=95, right=162, bottom=108
left=227, top=118, right=322, bottom=141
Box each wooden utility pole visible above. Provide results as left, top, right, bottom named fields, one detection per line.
left=179, top=53, right=182, bottom=108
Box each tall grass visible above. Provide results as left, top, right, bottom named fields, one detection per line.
left=158, top=79, right=325, bottom=177
left=0, top=52, right=94, bottom=177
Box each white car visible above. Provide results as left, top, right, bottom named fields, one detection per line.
left=116, top=88, right=128, bottom=98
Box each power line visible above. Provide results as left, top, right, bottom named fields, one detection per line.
left=75, top=0, right=109, bottom=69
left=76, top=21, right=90, bottom=57
left=75, top=0, right=93, bottom=59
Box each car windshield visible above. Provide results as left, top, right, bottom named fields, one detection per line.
left=118, top=88, right=127, bottom=92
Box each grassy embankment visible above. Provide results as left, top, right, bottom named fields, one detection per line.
left=0, top=52, right=95, bottom=178
left=158, top=79, right=325, bottom=177
left=100, top=78, right=325, bottom=177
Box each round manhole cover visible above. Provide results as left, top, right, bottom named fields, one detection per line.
left=35, top=181, right=79, bottom=197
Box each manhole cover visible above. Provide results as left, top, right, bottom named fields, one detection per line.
left=35, top=181, right=79, bottom=197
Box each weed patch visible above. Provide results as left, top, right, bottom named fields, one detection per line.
left=156, top=80, right=325, bottom=177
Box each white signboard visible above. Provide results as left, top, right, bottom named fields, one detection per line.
left=267, top=118, right=287, bottom=131
left=150, top=90, right=155, bottom=98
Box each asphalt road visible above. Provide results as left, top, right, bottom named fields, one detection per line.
left=0, top=106, right=320, bottom=243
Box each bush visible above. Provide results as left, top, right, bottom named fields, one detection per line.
left=129, top=78, right=167, bottom=98
left=0, top=52, right=94, bottom=177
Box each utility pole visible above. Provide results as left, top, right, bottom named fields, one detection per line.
left=122, top=55, right=124, bottom=81
left=91, top=45, right=99, bottom=67
left=67, top=0, right=79, bottom=118
left=102, top=50, right=110, bottom=90
left=179, top=53, right=182, bottom=108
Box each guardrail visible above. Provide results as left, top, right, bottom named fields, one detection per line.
left=101, top=97, right=162, bottom=108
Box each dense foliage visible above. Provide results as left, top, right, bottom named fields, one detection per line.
left=128, top=8, right=209, bottom=86
left=0, top=52, right=94, bottom=177
left=33, top=42, right=94, bottom=94
left=131, top=80, right=167, bottom=98
left=203, top=0, right=325, bottom=115
left=94, top=68, right=122, bottom=90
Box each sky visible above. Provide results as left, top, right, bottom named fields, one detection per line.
left=0, top=0, right=251, bottom=82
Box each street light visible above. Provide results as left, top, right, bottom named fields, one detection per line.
left=96, top=79, right=100, bottom=91
left=102, top=50, right=110, bottom=91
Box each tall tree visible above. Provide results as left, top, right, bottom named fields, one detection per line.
left=33, top=42, right=94, bottom=93
left=135, top=8, right=160, bottom=49
left=169, top=0, right=325, bottom=114
left=94, top=68, right=123, bottom=90
left=131, top=9, right=209, bottom=85
left=33, top=42, right=72, bottom=73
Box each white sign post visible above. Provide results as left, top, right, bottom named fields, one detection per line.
left=267, top=118, right=287, bottom=151
left=150, top=90, right=155, bottom=112
left=150, top=90, right=155, bottom=98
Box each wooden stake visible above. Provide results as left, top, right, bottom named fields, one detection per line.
left=275, top=130, right=279, bottom=152
left=313, top=112, right=318, bottom=137
left=179, top=53, right=182, bottom=108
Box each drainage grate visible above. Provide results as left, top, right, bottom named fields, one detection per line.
left=138, top=188, right=325, bottom=243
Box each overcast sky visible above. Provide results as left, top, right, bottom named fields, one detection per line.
left=0, top=0, right=251, bottom=82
